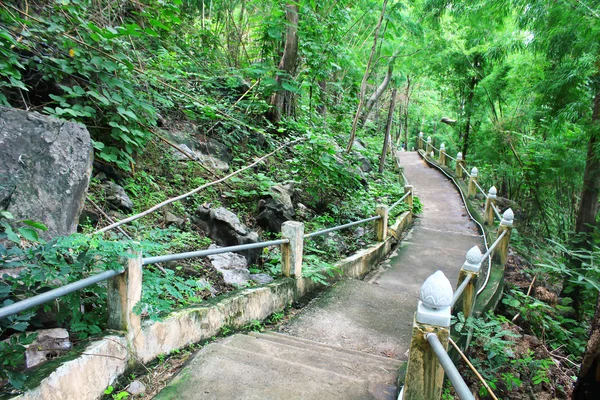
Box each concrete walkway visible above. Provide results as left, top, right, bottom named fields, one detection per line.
left=155, top=151, right=483, bottom=399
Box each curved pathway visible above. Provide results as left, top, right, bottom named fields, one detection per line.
left=156, top=151, right=484, bottom=400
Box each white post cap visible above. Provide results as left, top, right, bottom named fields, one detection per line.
left=419, top=132, right=424, bottom=137
left=462, top=246, right=483, bottom=272
left=501, top=208, right=514, bottom=226
left=427, top=136, right=432, bottom=143
left=488, top=186, right=497, bottom=199
left=457, top=152, right=463, bottom=161
left=430, top=151, right=435, bottom=158
left=440, top=143, right=445, bottom=151
left=417, top=271, right=453, bottom=326
left=470, top=167, right=478, bottom=177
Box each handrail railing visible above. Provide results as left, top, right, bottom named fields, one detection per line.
left=304, top=216, right=381, bottom=239
left=427, top=333, right=475, bottom=400
left=389, top=191, right=411, bottom=213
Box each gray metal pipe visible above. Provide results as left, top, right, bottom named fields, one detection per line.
left=0, top=269, right=123, bottom=320
left=304, top=216, right=381, bottom=239
left=142, top=239, right=289, bottom=265
left=481, top=229, right=507, bottom=260
left=426, top=333, right=475, bottom=400
left=389, top=192, right=410, bottom=213
left=451, top=273, right=473, bottom=307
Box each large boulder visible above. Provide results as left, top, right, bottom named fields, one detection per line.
left=257, top=183, right=295, bottom=233
left=0, top=107, right=93, bottom=238
left=192, top=205, right=260, bottom=265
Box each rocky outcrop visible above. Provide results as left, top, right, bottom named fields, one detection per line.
left=103, top=181, right=134, bottom=212
left=0, top=107, right=93, bottom=238
left=169, top=135, right=232, bottom=172
left=257, top=183, right=295, bottom=233
left=25, top=328, right=72, bottom=368
left=193, top=205, right=260, bottom=264
left=208, top=245, right=274, bottom=286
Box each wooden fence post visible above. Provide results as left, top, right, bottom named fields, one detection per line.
left=107, top=249, right=143, bottom=359
left=484, top=186, right=497, bottom=226
left=426, top=136, right=432, bottom=154
left=456, top=152, right=464, bottom=178
left=493, top=209, right=514, bottom=265
left=402, top=271, right=453, bottom=400
left=439, top=143, right=446, bottom=166
left=467, top=167, right=478, bottom=198
left=375, top=205, right=389, bottom=242
left=418, top=132, right=424, bottom=150
left=404, top=185, right=414, bottom=209
left=454, top=246, right=482, bottom=319
left=281, top=221, right=304, bottom=278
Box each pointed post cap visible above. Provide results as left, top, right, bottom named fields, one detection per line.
left=419, top=132, right=424, bottom=138
left=471, top=167, right=478, bottom=177
left=420, top=271, right=453, bottom=309
left=501, top=208, right=514, bottom=226
left=430, top=151, right=435, bottom=158
left=463, top=246, right=483, bottom=272
left=457, top=152, right=463, bottom=161
left=417, top=271, right=453, bottom=326
left=427, top=136, right=432, bottom=143
left=488, top=186, right=497, bottom=198
left=440, top=143, right=446, bottom=151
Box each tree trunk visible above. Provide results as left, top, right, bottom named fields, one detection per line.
left=317, top=80, right=327, bottom=116
left=345, top=0, right=388, bottom=153
left=361, top=49, right=401, bottom=126
left=573, top=293, right=600, bottom=399
left=379, top=87, right=398, bottom=173
left=267, top=4, right=299, bottom=124
left=462, top=74, right=478, bottom=158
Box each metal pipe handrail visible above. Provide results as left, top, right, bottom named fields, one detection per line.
left=491, top=203, right=502, bottom=221
left=430, top=144, right=439, bottom=152
left=446, top=153, right=457, bottom=162
left=0, top=269, right=124, bottom=320
left=481, top=229, right=507, bottom=260
left=389, top=192, right=410, bottom=213
left=473, top=180, right=487, bottom=198
left=459, top=163, right=470, bottom=176
left=451, top=273, right=473, bottom=307
left=304, top=216, right=381, bottom=239
left=426, top=333, right=475, bottom=400
left=401, top=171, right=409, bottom=186
left=142, top=239, right=289, bottom=265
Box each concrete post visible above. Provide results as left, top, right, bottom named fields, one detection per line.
left=375, top=205, right=388, bottom=242
left=439, top=143, right=446, bottom=166
left=426, top=136, right=432, bottom=154
left=107, top=249, right=143, bottom=357
left=403, top=271, right=453, bottom=400
left=467, top=167, right=478, bottom=198
left=281, top=221, right=304, bottom=278
left=404, top=185, right=414, bottom=209
left=484, top=186, right=497, bottom=225
left=493, top=209, right=514, bottom=265
left=418, top=132, right=424, bottom=150
left=454, top=246, right=482, bottom=319
left=456, top=152, right=464, bottom=178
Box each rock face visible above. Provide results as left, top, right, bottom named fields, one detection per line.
left=103, top=181, right=134, bottom=212
left=257, top=183, right=295, bottom=233
left=207, top=245, right=251, bottom=286
left=169, top=136, right=232, bottom=172
left=0, top=107, right=93, bottom=238
left=193, top=206, right=260, bottom=264
left=25, top=328, right=72, bottom=368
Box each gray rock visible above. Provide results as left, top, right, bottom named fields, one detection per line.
left=78, top=209, right=99, bottom=227
left=316, top=232, right=348, bottom=256
left=354, top=227, right=365, bottom=238
left=127, top=380, right=146, bottom=396
left=165, top=211, right=185, bottom=229
left=250, top=273, right=274, bottom=285
left=257, top=183, right=295, bottom=233
left=193, top=206, right=260, bottom=264
left=103, top=181, right=134, bottom=212
left=207, top=245, right=251, bottom=286
left=25, top=328, right=72, bottom=368
left=296, top=203, right=310, bottom=219
left=0, top=106, right=93, bottom=238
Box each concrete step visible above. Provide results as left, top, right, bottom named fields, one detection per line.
left=155, top=333, right=403, bottom=400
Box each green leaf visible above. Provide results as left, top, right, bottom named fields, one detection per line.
left=1, top=211, right=14, bottom=220
left=22, top=220, right=48, bottom=231
left=18, top=227, right=39, bottom=242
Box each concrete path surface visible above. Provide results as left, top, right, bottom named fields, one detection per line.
left=155, top=151, right=483, bottom=399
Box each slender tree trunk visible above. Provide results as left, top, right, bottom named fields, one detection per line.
left=317, top=80, right=327, bottom=116
left=379, top=88, right=398, bottom=173
left=267, top=4, right=299, bottom=124
left=345, top=0, right=388, bottom=153
left=462, top=74, right=478, bottom=158
left=361, top=49, right=401, bottom=125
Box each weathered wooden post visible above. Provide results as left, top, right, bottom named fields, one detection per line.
left=454, top=246, right=482, bottom=319
left=467, top=167, right=478, bottom=198
left=493, top=209, right=513, bottom=265
left=375, top=205, right=389, bottom=242
left=456, top=152, right=464, bottom=178
left=107, top=249, right=143, bottom=358
left=484, top=186, right=497, bottom=225
left=439, top=143, right=446, bottom=166
left=281, top=221, right=304, bottom=278
left=418, top=132, right=424, bottom=149
left=426, top=136, right=432, bottom=154
left=402, top=271, right=453, bottom=400
left=404, top=185, right=414, bottom=209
